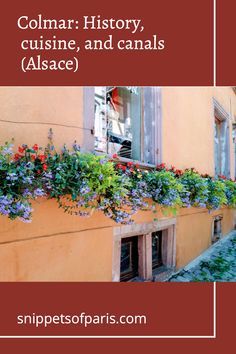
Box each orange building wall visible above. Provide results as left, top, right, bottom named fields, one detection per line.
left=0, top=87, right=235, bottom=281
left=162, top=87, right=236, bottom=178
left=0, top=86, right=85, bottom=148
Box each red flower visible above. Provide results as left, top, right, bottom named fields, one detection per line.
left=218, top=175, right=226, bottom=180
left=117, top=164, right=126, bottom=171
left=175, top=169, right=183, bottom=176
left=31, top=155, right=36, bottom=161
left=42, top=164, right=48, bottom=171
left=14, top=153, right=22, bottom=160
left=127, top=161, right=134, bottom=167
left=156, top=163, right=166, bottom=170
left=112, top=153, right=118, bottom=159
left=129, top=168, right=134, bottom=173
left=33, top=144, right=39, bottom=152
left=18, top=146, right=26, bottom=153
left=38, top=154, right=46, bottom=163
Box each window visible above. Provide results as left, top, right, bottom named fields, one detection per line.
left=152, top=231, right=163, bottom=269
left=112, top=219, right=176, bottom=282
left=233, top=123, right=236, bottom=179
left=94, top=86, right=161, bottom=164
left=212, top=215, right=223, bottom=244
left=213, top=99, right=230, bottom=177
left=120, top=236, right=139, bottom=281
left=95, top=86, right=141, bottom=160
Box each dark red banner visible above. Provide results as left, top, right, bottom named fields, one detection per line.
left=0, top=0, right=214, bottom=85
left=216, top=0, right=236, bottom=85
left=0, top=282, right=214, bottom=337
left=0, top=283, right=236, bottom=354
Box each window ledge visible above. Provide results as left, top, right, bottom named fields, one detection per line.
left=94, top=150, right=157, bottom=170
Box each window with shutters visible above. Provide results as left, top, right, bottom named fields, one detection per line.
left=213, top=99, right=230, bottom=178
left=94, top=86, right=161, bottom=165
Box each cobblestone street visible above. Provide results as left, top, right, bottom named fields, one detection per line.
left=169, top=232, right=236, bottom=282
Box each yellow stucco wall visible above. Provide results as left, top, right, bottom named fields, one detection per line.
left=0, top=87, right=235, bottom=281
left=0, top=202, right=234, bottom=280
left=175, top=207, right=235, bottom=269
left=0, top=86, right=85, bottom=148
left=162, top=87, right=236, bottom=178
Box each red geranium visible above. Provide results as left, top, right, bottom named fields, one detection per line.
left=117, top=164, right=126, bottom=171
left=33, top=144, right=39, bottom=152
left=42, top=164, right=48, bottom=171
left=156, top=163, right=166, bottom=170
left=38, top=154, right=46, bottom=163
left=175, top=169, right=183, bottom=176
left=127, top=161, right=134, bottom=167
left=112, top=153, right=118, bottom=159
left=14, top=153, right=22, bottom=160
left=18, top=146, right=26, bottom=153
left=218, top=175, right=227, bottom=180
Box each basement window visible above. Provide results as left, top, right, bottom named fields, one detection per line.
left=120, top=236, right=139, bottom=281
left=113, top=219, right=176, bottom=282
left=152, top=231, right=163, bottom=270
left=212, top=215, right=223, bottom=243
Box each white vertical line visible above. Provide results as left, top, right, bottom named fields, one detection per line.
left=214, top=0, right=216, bottom=86
left=213, top=282, right=217, bottom=338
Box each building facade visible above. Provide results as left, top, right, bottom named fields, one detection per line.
left=0, top=86, right=235, bottom=281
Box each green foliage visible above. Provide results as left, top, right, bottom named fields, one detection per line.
left=1, top=142, right=236, bottom=224
left=179, top=170, right=209, bottom=208
left=207, top=178, right=227, bottom=210
left=144, top=170, right=183, bottom=207
left=223, top=179, right=236, bottom=207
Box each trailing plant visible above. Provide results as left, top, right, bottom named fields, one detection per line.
left=1, top=142, right=236, bottom=224
left=219, top=177, right=236, bottom=207
left=206, top=178, right=227, bottom=210
left=179, top=169, right=209, bottom=208
left=0, top=142, right=46, bottom=222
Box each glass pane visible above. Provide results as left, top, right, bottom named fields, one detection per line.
left=120, top=237, right=139, bottom=281
left=107, top=87, right=141, bottom=160
left=94, top=86, right=142, bottom=159
left=220, top=121, right=229, bottom=177
left=120, top=242, right=132, bottom=274
left=152, top=231, right=162, bottom=269
left=214, top=118, right=221, bottom=175
left=94, top=87, right=107, bottom=152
